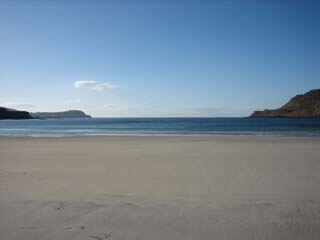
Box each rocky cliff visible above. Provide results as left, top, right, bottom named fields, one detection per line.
left=250, top=89, right=320, bottom=118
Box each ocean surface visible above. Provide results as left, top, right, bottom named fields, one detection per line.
left=1, top=118, right=320, bottom=137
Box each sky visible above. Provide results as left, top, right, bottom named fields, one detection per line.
left=0, top=0, right=319, bottom=117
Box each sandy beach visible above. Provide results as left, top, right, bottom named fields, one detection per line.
left=1, top=136, right=320, bottom=240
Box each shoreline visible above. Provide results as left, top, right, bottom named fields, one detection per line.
left=1, top=134, right=320, bottom=144
left=1, top=131, right=320, bottom=138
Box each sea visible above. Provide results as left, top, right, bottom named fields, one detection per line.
left=1, top=117, right=320, bottom=137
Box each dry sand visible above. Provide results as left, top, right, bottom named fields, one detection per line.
left=1, top=136, right=320, bottom=240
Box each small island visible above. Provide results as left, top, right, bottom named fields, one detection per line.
left=250, top=89, right=320, bottom=118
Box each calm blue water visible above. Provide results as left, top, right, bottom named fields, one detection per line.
left=0, top=118, right=320, bottom=137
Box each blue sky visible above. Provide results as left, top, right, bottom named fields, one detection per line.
left=0, top=0, right=319, bottom=117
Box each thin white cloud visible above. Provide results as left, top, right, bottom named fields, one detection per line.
left=74, top=80, right=117, bottom=91
left=0, top=102, right=35, bottom=110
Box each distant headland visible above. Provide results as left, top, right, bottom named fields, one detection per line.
left=0, top=107, right=33, bottom=120
left=0, top=108, right=91, bottom=120
left=250, top=89, right=320, bottom=118
left=31, top=110, right=91, bottom=119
